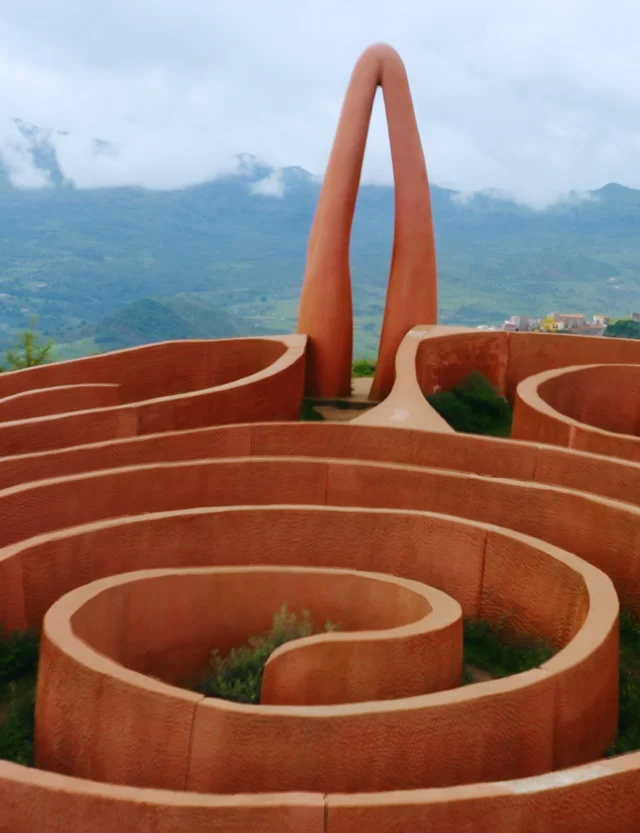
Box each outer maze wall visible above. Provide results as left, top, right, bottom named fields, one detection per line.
left=0, top=328, right=639, bottom=832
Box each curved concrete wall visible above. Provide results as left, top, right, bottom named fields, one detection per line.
left=0, top=452, right=636, bottom=629
left=0, top=328, right=637, bottom=830
left=0, top=384, right=120, bottom=422
left=38, top=566, right=466, bottom=790
left=386, top=324, right=640, bottom=401
left=513, top=364, right=640, bottom=461
left=27, top=508, right=615, bottom=793
left=0, top=336, right=305, bottom=456
left=0, top=416, right=635, bottom=829
left=361, top=324, right=640, bottom=435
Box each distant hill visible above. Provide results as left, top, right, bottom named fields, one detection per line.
left=2, top=120, right=640, bottom=357
left=52, top=294, right=265, bottom=359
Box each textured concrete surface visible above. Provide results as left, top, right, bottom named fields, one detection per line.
left=297, top=44, right=437, bottom=400
left=0, top=335, right=305, bottom=457
left=513, top=363, right=640, bottom=460
left=0, top=415, right=636, bottom=829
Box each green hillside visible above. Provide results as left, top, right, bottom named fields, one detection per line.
left=52, top=294, right=264, bottom=360
left=2, top=127, right=640, bottom=358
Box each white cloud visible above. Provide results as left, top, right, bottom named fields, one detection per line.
left=2, top=0, right=640, bottom=206
left=250, top=170, right=284, bottom=197
left=0, top=118, right=51, bottom=188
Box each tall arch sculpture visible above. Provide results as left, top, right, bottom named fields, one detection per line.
left=297, top=43, right=438, bottom=400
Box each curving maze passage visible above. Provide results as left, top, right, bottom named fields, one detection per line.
left=512, top=362, right=640, bottom=461
left=0, top=331, right=639, bottom=833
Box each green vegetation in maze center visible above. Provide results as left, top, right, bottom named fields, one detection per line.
left=462, top=618, right=555, bottom=683
left=196, top=605, right=339, bottom=704
left=606, top=611, right=640, bottom=756
left=464, top=612, right=640, bottom=757
left=2, top=609, right=640, bottom=765
left=0, top=627, right=39, bottom=685
left=427, top=371, right=513, bottom=437
left=0, top=627, right=39, bottom=767
left=0, top=676, right=36, bottom=766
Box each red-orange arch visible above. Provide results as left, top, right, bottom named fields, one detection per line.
left=296, top=44, right=437, bottom=400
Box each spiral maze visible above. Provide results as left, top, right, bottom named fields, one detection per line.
left=0, top=324, right=637, bottom=833
left=2, top=44, right=640, bottom=833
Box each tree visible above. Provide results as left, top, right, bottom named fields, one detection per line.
left=539, top=315, right=558, bottom=332
left=606, top=319, right=640, bottom=339
left=0, top=320, right=53, bottom=372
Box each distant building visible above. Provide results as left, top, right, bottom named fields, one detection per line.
left=503, top=315, right=539, bottom=332
left=632, top=312, right=640, bottom=322
left=593, top=315, right=610, bottom=327
left=552, top=313, right=586, bottom=330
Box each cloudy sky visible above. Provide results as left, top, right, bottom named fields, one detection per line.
left=1, top=0, right=640, bottom=207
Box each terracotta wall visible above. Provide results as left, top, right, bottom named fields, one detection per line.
left=0, top=339, right=286, bottom=401
left=0, top=451, right=636, bottom=631
left=512, top=364, right=640, bottom=461
left=0, top=418, right=636, bottom=830
left=0, top=375, right=637, bottom=831
left=1, top=420, right=638, bottom=503
left=0, top=337, right=305, bottom=457
left=410, top=325, right=640, bottom=402
left=29, top=509, right=614, bottom=794
left=539, top=365, right=640, bottom=435
left=416, top=328, right=508, bottom=395
left=506, top=331, right=640, bottom=400
left=0, top=384, right=120, bottom=423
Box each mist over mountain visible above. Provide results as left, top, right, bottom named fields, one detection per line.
left=1, top=120, right=639, bottom=357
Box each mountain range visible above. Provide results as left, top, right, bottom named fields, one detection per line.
left=2, top=120, right=640, bottom=358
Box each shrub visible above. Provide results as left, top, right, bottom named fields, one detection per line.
left=427, top=371, right=512, bottom=437
left=352, top=358, right=376, bottom=377
left=606, top=320, right=640, bottom=340
left=198, top=605, right=339, bottom=704
left=462, top=618, right=554, bottom=683
left=607, top=611, right=640, bottom=755
left=0, top=678, right=36, bottom=766
left=0, top=626, right=39, bottom=766
left=0, top=627, right=39, bottom=686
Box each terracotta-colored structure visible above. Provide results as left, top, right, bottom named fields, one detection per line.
left=1, top=43, right=640, bottom=833
left=297, top=44, right=437, bottom=400
left=512, top=363, right=640, bottom=460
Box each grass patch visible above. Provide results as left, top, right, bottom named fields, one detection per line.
left=462, top=618, right=554, bottom=683
left=606, top=611, right=640, bottom=756
left=0, top=627, right=39, bottom=685
left=0, top=676, right=36, bottom=766
left=0, top=627, right=39, bottom=766
left=352, top=358, right=376, bottom=377
left=427, top=371, right=513, bottom=437
left=196, top=605, right=339, bottom=704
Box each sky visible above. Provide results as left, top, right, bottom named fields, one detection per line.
left=1, top=0, right=640, bottom=207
